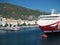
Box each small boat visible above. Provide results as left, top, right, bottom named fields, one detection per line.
left=4, top=26, right=20, bottom=31
left=37, top=9, right=60, bottom=33
left=0, top=26, right=20, bottom=31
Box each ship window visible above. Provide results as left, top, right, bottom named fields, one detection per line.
left=40, top=18, right=57, bottom=20
left=40, top=16, right=59, bottom=18
left=39, top=15, right=60, bottom=20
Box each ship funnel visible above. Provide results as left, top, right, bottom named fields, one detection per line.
left=51, top=9, right=55, bottom=14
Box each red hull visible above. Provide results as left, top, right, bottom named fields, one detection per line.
left=38, top=21, right=60, bottom=32
left=39, top=25, right=58, bottom=31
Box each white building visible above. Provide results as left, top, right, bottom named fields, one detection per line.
left=6, top=18, right=18, bottom=27
left=0, top=17, right=6, bottom=26
left=24, top=20, right=36, bottom=25
left=17, top=19, right=24, bottom=25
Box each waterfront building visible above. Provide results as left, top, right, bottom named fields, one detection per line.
left=0, top=17, right=6, bottom=26
left=6, top=18, right=18, bottom=27
left=17, top=19, right=24, bottom=25
left=24, top=20, right=36, bottom=25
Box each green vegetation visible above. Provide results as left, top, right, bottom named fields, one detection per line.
left=22, top=22, right=26, bottom=26
left=0, top=3, right=50, bottom=20
left=4, top=23, right=8, bottom=27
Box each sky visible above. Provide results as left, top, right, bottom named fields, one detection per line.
left=0, top=0, right=60, bottom=13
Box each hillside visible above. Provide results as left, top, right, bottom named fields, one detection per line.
left=0, top=3, right=49, bottom=20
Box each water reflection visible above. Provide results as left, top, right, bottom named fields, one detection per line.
left=0, top=27, right=43, bottom=45
left=0, top=27, right=60, bottom=45
left=42, top=32, right=60, bottom=45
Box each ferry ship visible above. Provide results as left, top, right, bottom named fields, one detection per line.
left=37, top=9, right=60, bottom=33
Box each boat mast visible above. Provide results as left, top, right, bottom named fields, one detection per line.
left=51, top=9, right=55, bottom=15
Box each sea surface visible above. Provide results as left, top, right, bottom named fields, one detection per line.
left=0, top=27, right=60, bottom=45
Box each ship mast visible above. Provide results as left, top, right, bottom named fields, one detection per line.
left=51, top=9, right=55, bottom=15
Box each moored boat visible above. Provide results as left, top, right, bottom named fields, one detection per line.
left=0, top=26, right=20, bottom=31
left=37, top=9, right=60, bottom=33
left=5, top=27, right=20, bottom=31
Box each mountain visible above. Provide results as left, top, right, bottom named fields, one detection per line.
left=0, top=3, right=49, bottom=20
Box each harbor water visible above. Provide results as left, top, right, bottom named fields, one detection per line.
left=0, top=27, right=60, bottom=45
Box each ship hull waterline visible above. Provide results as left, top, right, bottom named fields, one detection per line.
left=37, top=20, right=60, bottom=33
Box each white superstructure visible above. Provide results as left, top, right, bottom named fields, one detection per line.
left=37, top=9, right=60, bottom=26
